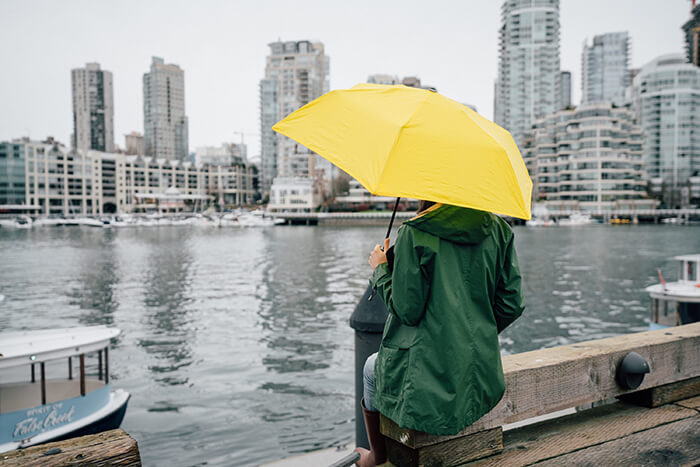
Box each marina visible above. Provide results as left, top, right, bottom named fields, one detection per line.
left=1, top=224, right=699, bottom=465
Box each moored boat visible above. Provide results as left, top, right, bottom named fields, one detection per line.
left=0, top=326, right=129, bottom=453
left=645, top=254, right=700, bottom=330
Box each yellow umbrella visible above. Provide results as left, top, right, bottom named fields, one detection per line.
left=273, top=83, right=532, bottom=220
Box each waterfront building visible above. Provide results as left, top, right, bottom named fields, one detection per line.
left=267, top=177, right=317, bottom=213
left=581, top=32, right=631, bottom=106
left=124, top=132, right=144, bottom=155
left=19, top=138, right=256, bottom=214
left=194, top=143, right=247, bottom=166
left=71, top=63, right=114, bottom=153
left=333, top=179, right=419, bottom=211
left=0, top=140, right=28, bottom=206
left=25, top=138, right=100, bottom=215
left=259, top=40, right=330, bottom=203
left=631, top=54, right=700, bottom=207
left=98, top=153, right=257, bottom=212
left=523, top=104, right=655, bottom=212
left=495, top=0, right=561, bottom=147
left=683, top=1, right=700, bottom=66
left=143, top=57, right=189, bottom=161
left=560, top=71, right=572, bottom=109
left=367, top=74, right=400, bottom=85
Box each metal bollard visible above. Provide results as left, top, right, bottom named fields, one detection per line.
left=349, top=284, right=389, bottom=449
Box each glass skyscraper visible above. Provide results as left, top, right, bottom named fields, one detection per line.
left=495, top=0, right=561, bottom=148
left=581, top=32, right=631, bottom=106
left=631, top=54, right=700, bottom=207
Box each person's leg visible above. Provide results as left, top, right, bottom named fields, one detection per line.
left=355, top=352, right=385, bottom=467
left=363, top=352, right=378, bottom=412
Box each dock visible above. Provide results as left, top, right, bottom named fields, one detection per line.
left=2, top=323, right=698, bottom=466
left=275, top=208, right=700, bottom=226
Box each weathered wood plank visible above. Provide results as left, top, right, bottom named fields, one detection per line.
left=468, top=400, right=698, bottom=466
left=385, top=427, right=501, bottom=467
left=620, top=375, right=700, bottom=407
left=533, top=416, right=700, bottom=467
left=676, top=394, right=700, bottom=410
left=0, top=429, right=141, bottom=466
left=381, top=323, right=700, bottom=447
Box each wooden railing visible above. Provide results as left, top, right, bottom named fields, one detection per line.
left=380, top=322, right=700, bottom=466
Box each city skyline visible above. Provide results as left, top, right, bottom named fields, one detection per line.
left=0, top=0, right=692, bottom=159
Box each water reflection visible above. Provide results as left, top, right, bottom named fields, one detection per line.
left=138, top=229, right=195, bottom=386
left=69, top=230, right=119, bottom=326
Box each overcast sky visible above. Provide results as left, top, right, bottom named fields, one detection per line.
left=0, top=0, right=693, bottom=160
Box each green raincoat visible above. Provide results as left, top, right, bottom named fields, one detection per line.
left=369, top=204, right=524, bottom=436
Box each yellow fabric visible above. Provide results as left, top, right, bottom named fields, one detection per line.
left=273, top=83, right=532, bottom=219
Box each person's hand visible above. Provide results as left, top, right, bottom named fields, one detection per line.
left=369, top=238, right=390, bottom=271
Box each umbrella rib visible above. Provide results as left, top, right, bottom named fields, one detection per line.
left=374, top=92, right=431, bottom=195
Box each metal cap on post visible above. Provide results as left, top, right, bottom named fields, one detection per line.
left=349, top=284, right=389, bottom=450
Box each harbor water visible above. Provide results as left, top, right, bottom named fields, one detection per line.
left=1, top=224, right=699, bottom=466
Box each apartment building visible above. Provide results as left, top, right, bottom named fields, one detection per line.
left=523, top=104, right=655, bottom=212
left=71, top=62, right=115, bottom=153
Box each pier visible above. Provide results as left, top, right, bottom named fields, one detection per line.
left=380, top=322, right=700, bottom=466
left=276, top=209, right=700, bottom=226
left=2, top=324, right=699, bottom=466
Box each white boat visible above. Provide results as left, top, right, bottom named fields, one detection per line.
left=558, top=213, right=595, bottom=226
left=237, top=210, right=283, bottom=227
left=0, top=326, right=130, bottom=453
left=525, top=217, right=556, bottom=227
left=0, top=216, right=33, bottom=229
left=645, top=254, right=700, bottom=330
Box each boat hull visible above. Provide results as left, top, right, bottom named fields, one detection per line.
left=0, top=388, right=130, bottom=453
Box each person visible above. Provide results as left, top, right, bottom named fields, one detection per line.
left=354, top=201, right=525, bottom=467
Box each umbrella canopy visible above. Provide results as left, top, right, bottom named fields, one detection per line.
left=273, top=83, right=532, bottom=220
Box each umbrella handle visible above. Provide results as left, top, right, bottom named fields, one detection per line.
left=383, top=197, right=401, bottom=245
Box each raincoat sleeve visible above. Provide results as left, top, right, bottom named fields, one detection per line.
left=370, top=227, right=434, bottom=326
left=493, top=234, right=525, bottom=333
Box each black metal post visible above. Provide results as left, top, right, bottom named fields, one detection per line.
left=31, top=363, right=35, bottom=383
left=98, top=350, right=103, bottom=380
left=350, top=290, right=390, bottom=448
left=80, top=354, right=86, bottom=396
left=104, top=347, right=109, bottom=384
left=68, top=356, right=73, bottom=380
left=40, top=362, right=46, bottom=405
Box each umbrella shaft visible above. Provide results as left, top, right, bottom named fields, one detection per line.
left=385, top=197, right=401, bottom=240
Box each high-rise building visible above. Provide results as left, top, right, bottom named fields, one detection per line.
left=259, top=40, right=329, bottom=204
left=631, top=54, right=700, bottom=207
left=581, top=32, right=630, bottom=106
left=194, top=143, right=247, bottom=166
left=143, top=56, right=189, bottom=161
left=71, top=63, right=114, bottom=153
left=523, top=104, right=652, bottom=212
left=560, top=71, right=572, bottom=109
left=495, top=0, right=561, bottom=147
left=367, top=74, right=399, bottom=85
left=682, top=1, right=700, bottom=66
left=124, top=132, right=144, bottom=155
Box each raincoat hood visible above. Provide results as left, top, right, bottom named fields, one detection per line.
left=405, top=204, right=493, bottom=245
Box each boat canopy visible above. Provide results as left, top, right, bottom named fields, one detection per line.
left=0, top=326, right=119, bottom=370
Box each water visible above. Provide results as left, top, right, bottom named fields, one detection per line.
left=0, top=224, right=699, bottom=466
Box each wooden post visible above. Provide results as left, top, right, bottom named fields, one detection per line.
left=0, top=429, right=142, bottom=466
left=105, top=347, right=109, bottom=384
left=68, top=356, right=73, bottom=380
left=40, top=362, right=46, bottom=405
left=80, top=354, right=86, bottom=396
left=99, top=349, right=103, bottom=380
